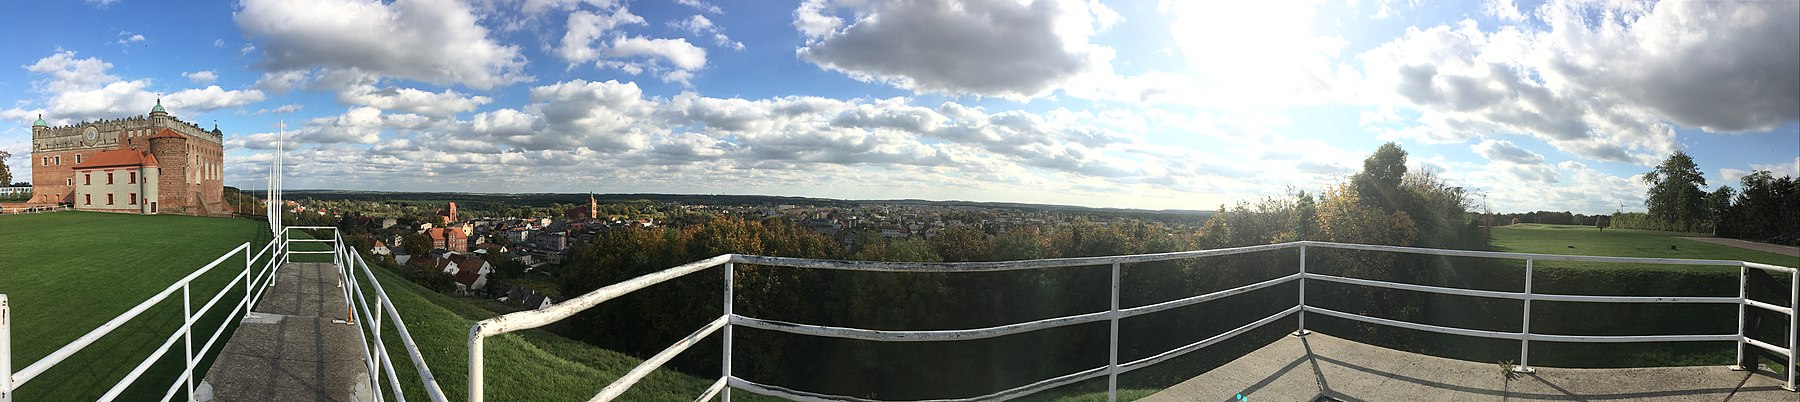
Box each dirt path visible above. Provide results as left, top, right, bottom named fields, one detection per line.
left=1680, top=236, right=1800, bottom=258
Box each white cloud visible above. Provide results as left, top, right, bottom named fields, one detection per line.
left=1723, top=157, right=1800, bottom=183
left=115, top=31, right=146, bottom=46
left=670, top=15, right=743, bottom=50
left=254, top=70, right=310, bottom=92
left=600, top=36, right=708, bottom=84
left=168, top=85, right=269, bottom=112
left=336, top=85, right=492, bottom=116
left=675, top=0, right=721, bottom=14
left=1471, top=138, right=1544, bottom=165
left=213, top=39, right=226, bottom=48
left=555, top=6, right=645, bottom=65
left=252, top=104, right=304, bottom=115
left=1349, top=1, right=1799, bottom=167
left=794, top=0, right=1117, bottom=98
left=235, top=0, right=530, bottom=90
left=1483, top=0, right=1526, bottom=22
left=9, top=51, right=264, bottom=124
left=183, top=70, right=219, bottom=85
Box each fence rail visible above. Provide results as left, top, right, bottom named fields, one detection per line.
left=468, top=240, right=1798, bottom=402
left=1, top=231, right=285, bottom=402
left=0, top=225, right=445, bottom=402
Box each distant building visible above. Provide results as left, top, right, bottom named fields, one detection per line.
left=437, top=202, right=458, bottom=225
left=371, top=240, right=391, bottom=256
left=565, top=193, right=599, bottom=221
left=30, top=100, right=226, bottom=215
left=426, top=227, right=468, bottom=253
left=528, top=232, right=568, bottom=252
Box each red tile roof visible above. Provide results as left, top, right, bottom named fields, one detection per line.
left=73, top=149, right=157, bottom=169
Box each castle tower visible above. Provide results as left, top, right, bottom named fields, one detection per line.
left=149, top=98, right=168, bottom=125
left=32, top=114, right=46, bottom=137
left=588, top=193, right=597, bottom=220
left=149, top=129, right=189, bottom=213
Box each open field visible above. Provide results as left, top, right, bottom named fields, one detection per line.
left=1492, top=223, right=1797, bottom=269
left=0, top=211, right=271, bottom=400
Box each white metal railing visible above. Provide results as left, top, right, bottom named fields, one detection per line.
left=284, top=226, right=448, bottom=402
left=0, top=229, right=288, bottom=402
left=466, top=240, right=1798, bottom=402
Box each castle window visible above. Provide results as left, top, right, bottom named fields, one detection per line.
left=129, top=193, right=137, bottom=205
left=76, top=154, right=83, bottom=164
left=66, top=178, right=73, bottom=186
left=84, top=194, right=91, bottom=205
left=107, top=194, right=114, bottom=205
left=107, top=172, right=114, bottom=185
left=129, top=171, right=137, bottom=184
left=42, top=157, right=47, bottom=166
left=55, top=155, right=60, bottom=165
left=84, top=173, right=91, bottom=185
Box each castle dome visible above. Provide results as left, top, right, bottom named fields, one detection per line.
left=33, top=114, right=46, bottom=127
left=151, top=98, right=167, bottom=114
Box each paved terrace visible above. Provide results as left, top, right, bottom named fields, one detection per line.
left=197, top=262, right=371, bottom=402
left=1146, top=332, right=1792, bottom=402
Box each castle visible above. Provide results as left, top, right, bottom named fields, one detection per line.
left=29, top=100, right=226, bottom=216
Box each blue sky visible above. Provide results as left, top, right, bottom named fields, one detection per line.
left=2, top=0, right=1795, bottom=214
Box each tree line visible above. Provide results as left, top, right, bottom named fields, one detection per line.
left=1620, top=150, right=1798, bottom=243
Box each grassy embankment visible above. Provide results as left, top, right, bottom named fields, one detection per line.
left=292, top=227, right=719, bottom=401
left=0, top=211, right=269, bottom=401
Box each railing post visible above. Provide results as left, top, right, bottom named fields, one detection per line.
left=2, top=294, right=13, bottom=402
left=1516, top=259, right=1535, bottom=373
left=1732, top=264, right=1749, bottom=371
left=244, top=241, right=253, bottom=313
left=1295, top=245, right=1309, bottom=336
left=1107, top=262, right=1120, bottom=402
left=183, top=282, right=196, bottom=399
left=469, top=328, right=485, bottom=402
left=1787, top=269, right=1796, bottom=391
left=723, top=261, right=735, bottom=402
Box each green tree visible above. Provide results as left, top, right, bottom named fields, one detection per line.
left=1704, top=186, right=1735, bottom=234
left=401, top=232, right=431, bottom=256
left=1642, top=151, right=1709, bottom=232
left=1351, top=142, right=1409, bottom=212
left=0, top=150, right=12, bottom=186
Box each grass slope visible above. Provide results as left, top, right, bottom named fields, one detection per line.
left=0, top=211, right=270, bottom=400
left=352, top=249, right=716, bottom=401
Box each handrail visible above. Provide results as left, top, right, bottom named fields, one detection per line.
left=296, top=227, right=449, bottom=402
left=468, top=239, right=1799, bottom=401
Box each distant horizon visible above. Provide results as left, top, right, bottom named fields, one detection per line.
left=251, top=187, right=1641, bottom=217
left=5, top=1, right=1796, bottom=216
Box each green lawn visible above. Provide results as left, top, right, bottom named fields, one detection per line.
left=1491, top=223, right=1798, bottom=270
left=0, top=211, right=274, bottom=400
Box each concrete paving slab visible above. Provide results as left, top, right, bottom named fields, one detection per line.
left=1145, top=332, right=1794, bottom=402
left=199, top=263, right=370, bottom=402
left=252, top=263, right=350, bottom=319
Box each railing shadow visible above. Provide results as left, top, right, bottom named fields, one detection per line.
left=1223, top=333, right=1790, bottom=401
